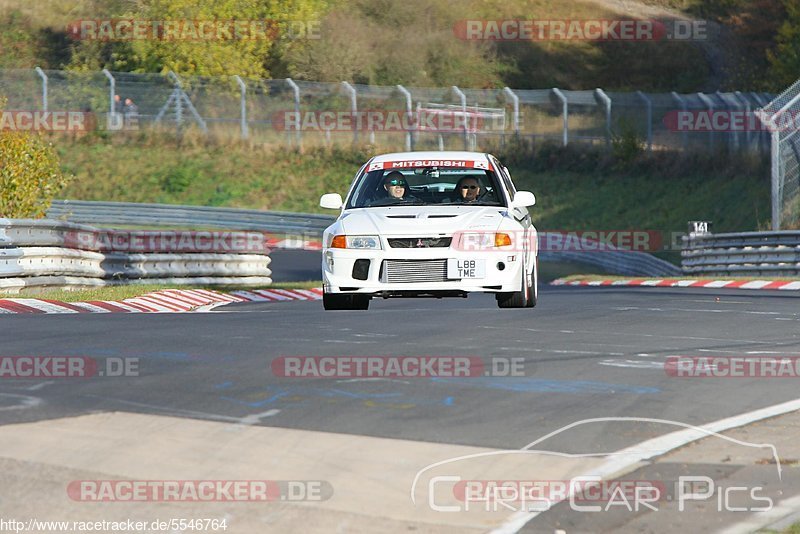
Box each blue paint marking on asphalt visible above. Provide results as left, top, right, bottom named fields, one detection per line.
left=430, top=377, right=660, bottom=394
left=219, top=384, right=455, bottom=407
left=66, top=348, right=238, bottom=363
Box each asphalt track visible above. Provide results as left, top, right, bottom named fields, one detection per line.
left=2, top=285, right=800, bottom=446
left=1, top=251, right=800, bottom=532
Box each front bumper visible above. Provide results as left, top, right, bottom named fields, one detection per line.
left=322, top=247, right=526, bottom=296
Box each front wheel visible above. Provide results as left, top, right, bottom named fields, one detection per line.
left=526, top=258, right=538, bottom=308
left=497, top=264, right=535, bottom=309
left=323, top=290, right=370, bottom=310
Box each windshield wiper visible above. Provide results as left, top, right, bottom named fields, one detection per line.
left=366, top=198, right=425, bottom=207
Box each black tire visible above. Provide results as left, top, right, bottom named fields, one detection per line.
left=323, top=291, right=370, bottom=310
left=497, top=265, right=534, bottom=309
left=526, top=259, right=538, bottom=308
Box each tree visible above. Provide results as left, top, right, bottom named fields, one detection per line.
left=69, top=0, right=328, bottom=78
left=285, top=0, right=504, bottom=87
left=0, top=99, right=72, bottom=218
left=768, top=0, right=800, bottom=89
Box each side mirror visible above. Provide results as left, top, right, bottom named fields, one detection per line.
left=320, top=193, right=343, bottom=210
left=511, top=191, right=536, bottom=208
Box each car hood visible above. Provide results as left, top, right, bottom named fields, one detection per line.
left=339, top=205, right=507, bottom=236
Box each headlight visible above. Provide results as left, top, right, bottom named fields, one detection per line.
left=330, top=235, right=382, bottom=250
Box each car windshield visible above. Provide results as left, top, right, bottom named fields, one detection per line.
left=346, top=166, right=506, bottom=209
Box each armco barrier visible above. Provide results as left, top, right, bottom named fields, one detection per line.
left=540, top=249, right=681, bottom=277
left=0, top=219, right=272, bottom=292
left=48, top=200, right=335, bottom=235
left=682, top=231, right=800, bottom=276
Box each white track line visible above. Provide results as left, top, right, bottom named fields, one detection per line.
left=492, top=397, right=800, bottom=533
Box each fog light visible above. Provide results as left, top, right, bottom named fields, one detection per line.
left=352, top=259, right=370, bottom=280
left=497, top=262, right=505, bottom=271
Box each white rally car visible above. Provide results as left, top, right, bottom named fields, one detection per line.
left=318, top=151, right=538, bottom=310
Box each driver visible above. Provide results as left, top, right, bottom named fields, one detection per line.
left=381, top=171, right=419, bottom=202
left=455, top=176, right=482, bottom=203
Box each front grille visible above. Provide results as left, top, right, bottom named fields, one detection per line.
left=388, top=237, right=452, bottom=248
left=384, top=259, right=448, bottom=283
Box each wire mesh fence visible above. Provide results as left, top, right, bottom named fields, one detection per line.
left=760, top=79, right=800, bottom=230
left=0, top=67, right=776, bottom=156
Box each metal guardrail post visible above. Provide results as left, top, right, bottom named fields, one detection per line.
left=285, top=78, right=302, bottom=149
left=396, top=85, right=412, bottom=151
left=595, top=88, right=612, bottom=148
left=552, top=88, right=568, bottom=147
left=671, top=92, right=688, bottom=150
left=341, top=81, right=358, bottom=144
left=234, top=75, right=248, bottom=140
left=636, top=91, right=652, bottom=152
left=451, top=85, right=468, bottom=150
left=34, top=67, right=47, bottom=112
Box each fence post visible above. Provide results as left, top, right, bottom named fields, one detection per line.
left=451, top=85, right=468, bottom=150
left=34, top=67, right=48, bottom=112
left=761, top=89, right=800, bottom=230
left=168, top=71, right=184, bottom=128
left=341, top=81, right=357, bottom=144
left=234, top=75, right=248, bottom=140
left=595, top=88, right=612, bottom=148
left=671, top=92, right=688, bottom=150
left=635, top=91, right=652, bottom=152
left=285, top=78, right=301, bottom=149
left=101, top=69, right=119, bottom=131
left=503, top=87, right=520, bottom=145
left=771, top=129, right=781, bottom=230
left=159, top=71, right=208, bottom=135
left=552, top=88, right=568, bottom=146
left=396, top=84, right=412, bottom=151
left=751, top=92, right=770, bottom=153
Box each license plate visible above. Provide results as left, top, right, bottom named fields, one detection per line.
left=447, top=258, right=485, bottom=279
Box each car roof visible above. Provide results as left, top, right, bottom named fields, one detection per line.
left=369, top=151, right=492, bottom=164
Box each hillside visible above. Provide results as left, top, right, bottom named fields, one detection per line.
left=55, top=136, right=770, bottom=238
left=0, top=0, right=790, bottom=92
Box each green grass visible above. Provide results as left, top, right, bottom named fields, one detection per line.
left=758, top=520, right=800, bottom=533
left=8, top=281, right=322, bottom=301
left=58, top=136, right=370, bottom=212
